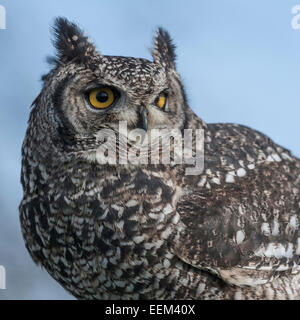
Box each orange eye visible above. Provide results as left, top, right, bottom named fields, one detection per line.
left=156, top=94, right=167, bottom=109
left=89, top=87, right=115, bottom=109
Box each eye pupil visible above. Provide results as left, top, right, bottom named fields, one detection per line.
left=88, top=87, right=116, bottom=109
left=96, top=91, right=109, bottom=103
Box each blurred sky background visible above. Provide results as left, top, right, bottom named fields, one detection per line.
left=1, top=0, right=300, bottom=299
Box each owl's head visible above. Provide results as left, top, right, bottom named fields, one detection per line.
left=34, top=17, right=188, bottom=153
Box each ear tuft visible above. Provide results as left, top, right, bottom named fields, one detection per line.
left=152, top=27, right=176, bottom=69
left=51, top=17, right=98, bottom=66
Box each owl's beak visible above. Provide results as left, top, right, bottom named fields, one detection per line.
left=138, top=106, right=148, bottom=132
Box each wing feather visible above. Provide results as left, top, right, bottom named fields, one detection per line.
left=174, top=160, right=300, bottom=287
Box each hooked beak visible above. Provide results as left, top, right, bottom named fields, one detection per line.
left=137, top=105, right=148, bottom=132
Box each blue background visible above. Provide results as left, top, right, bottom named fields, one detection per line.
left=0, top=0, right=300, bottom=299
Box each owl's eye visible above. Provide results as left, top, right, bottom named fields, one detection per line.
left=156, top=94, right=167, bottom=109
left=88, top=87, right=115, bottom=109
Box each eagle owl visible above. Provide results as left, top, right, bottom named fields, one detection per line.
left=19, top=17, right=300, bottom=300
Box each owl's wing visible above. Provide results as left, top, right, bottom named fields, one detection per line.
left=174, top=160, right=300, bottom=287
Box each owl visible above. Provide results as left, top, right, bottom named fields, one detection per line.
left=19, top=17, right=300, bottom=300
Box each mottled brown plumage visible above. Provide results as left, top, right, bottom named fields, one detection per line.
left=19, top=17, right=300, bottom=300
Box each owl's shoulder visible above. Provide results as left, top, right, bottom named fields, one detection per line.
left=174, top=120, right=300, bottom=286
